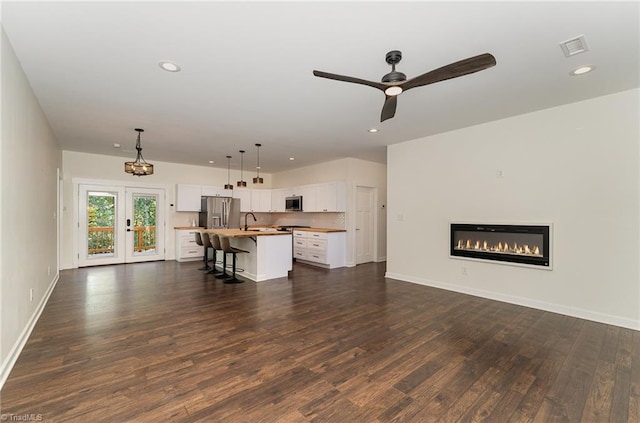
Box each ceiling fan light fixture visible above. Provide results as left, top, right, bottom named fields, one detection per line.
left=253, top=143, right=264, bottom=184
left=385, top=86, right=403, bottom=96
left=124, top=128, right=154, bottom=176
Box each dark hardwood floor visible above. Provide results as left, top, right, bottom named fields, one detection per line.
left=1, top=261, right=638, bottom=422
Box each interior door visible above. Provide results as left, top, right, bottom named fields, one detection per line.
left=79, top=184, right=165, bottom=267
left=356, top=186, right=375, bottom=264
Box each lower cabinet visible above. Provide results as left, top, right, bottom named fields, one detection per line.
left=175, top=229, right=203, bottom=262
left=293, top=230, right=346, bottom=269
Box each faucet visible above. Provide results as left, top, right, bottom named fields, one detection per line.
left=244, top=212, right=257, bottom=231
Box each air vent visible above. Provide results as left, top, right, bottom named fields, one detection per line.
left=559, top=35, right=589, bottom=57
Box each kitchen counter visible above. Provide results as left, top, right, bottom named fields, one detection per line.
left=293, top=228, right=346, bottom=233
left=205, top=228, right=291, bottom=238
left=204, top=228, right=292, bottom=282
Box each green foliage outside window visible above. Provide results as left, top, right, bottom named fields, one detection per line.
left=87, top=194, right=157, bottom=254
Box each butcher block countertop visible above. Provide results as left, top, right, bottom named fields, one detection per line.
left=204, top=228, right=291, bottom=238
left=174, top=226, right=205, bottom=230
left=293, top=228, right=346, bottom=233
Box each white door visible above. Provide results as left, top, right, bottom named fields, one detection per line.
left=125, top=188, right=165, bottom=263
left=356, top=186, right=375, bottom=264
left=79, top=184, right=165, bottom=267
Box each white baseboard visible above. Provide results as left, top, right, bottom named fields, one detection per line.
left=385, top=271, right=640, bottom=331
left=0, top=272, right=60, bottom=390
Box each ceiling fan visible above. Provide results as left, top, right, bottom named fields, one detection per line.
left=313, top=51, right=496, bottom=122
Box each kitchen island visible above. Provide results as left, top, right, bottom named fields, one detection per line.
left=204, top=228, right=292, bottom=282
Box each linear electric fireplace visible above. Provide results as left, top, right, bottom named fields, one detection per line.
left=450, top=223, right=552, bottom=269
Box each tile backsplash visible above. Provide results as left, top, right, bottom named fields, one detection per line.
left=243, top=212, right=345, bottom=229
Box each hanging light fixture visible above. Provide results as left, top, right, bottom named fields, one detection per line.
left=253, top=143, right=263, bottom=184
left=237, top=150, right=247, bottom=187
left=124, top=128, right=154, bottom=176
left=224, top=155, right=234, bottom=190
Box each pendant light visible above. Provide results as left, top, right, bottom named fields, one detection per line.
left=124, top=128, right=154, bottom=176
left=237, top=150, right=247, bottom=187
left=253, top=143, right=263, bottom=184
left=224, top=155, right=233, bottom=190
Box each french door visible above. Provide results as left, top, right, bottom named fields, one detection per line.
left=78, top=184, right=165, bottom=267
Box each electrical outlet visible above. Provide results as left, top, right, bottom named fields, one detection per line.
left=496, top=170, right=504, bottom=178
left=30, top=288, right=33, bottom=301
left=461, top=266, right=468, bottom=276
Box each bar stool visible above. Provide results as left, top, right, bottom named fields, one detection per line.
left=194, top=232, right=210, bottom=271
left=207, top=234, right=224, bottom=276
left=201, top=233, right=215, bottom=273
left=219, top=236, right=249, bottom=284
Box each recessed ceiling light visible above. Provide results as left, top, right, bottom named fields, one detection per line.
left=113, top=143, right=121, bottom=148
left=289, top=157, right=295, bottom=161
left=208, top=160, right=215, bottom=164
left=368, top=128, right=379, bottom=133
left=158, top=60, right=181, bottom=72
left=570, top=65, right=595, bottom=76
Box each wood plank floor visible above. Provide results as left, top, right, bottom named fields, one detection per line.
left=1, top=261, right=638, bottom=422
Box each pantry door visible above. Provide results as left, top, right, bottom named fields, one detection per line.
left=78, top=184, right=165, bottom=267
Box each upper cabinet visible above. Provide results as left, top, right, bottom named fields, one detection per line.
left=251, top=189, right=272, bottom=213
left=201, top=185, right=226, bottom=197
left=302, top=182, right=346, bottom=212
left=232, top=188, right=252, bottom=212
left=271, top=188, right=287, bottom=212
left=176, top=184, right=202, bottom=212
left=176, top=181, right=346, bottom=213
left=318, top=181, right=346, bottom=212
left=301, top=185, right=318, bottom=212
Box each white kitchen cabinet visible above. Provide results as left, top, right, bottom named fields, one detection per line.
left=317, top=181, right=347, bottom=212
left=201, top=185, right=227, bottom=197
left=251, top=189, right=272, bottom=212
left=301, top=184, right=318, bottom=212
left=293, top=230, right=346, bottom=269
left=176, top=184, right=202, bottom=212
left=271, top=188, right=287, bottom=212
left=284, top=186, right=302, bottom=197
left=233, top=188, right=252, bottom=212
left=175, top=229, right=204, bottom=262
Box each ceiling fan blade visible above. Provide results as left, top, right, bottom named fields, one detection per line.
left=401, top=53, right=496, bottom=92
left=380, top=95, right=397, bottom=122
left=313, top=70, right=387, bottom=91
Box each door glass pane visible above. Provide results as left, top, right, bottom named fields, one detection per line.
left=133, top=194, right=157, bottom=255
left=87, top=191, right=117, bottom=258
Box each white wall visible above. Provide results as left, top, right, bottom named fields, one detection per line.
left=275, top=157, right=387, bottom=265
left=387, top=89, right=640, bottom=329
left=1, top=28, right=62, bottom=386
left=61, top=151, right=272, bottom=269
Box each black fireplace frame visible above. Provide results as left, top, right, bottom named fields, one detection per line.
left=450, top=223, right=552, bottom=269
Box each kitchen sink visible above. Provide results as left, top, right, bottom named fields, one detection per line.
left=245, top=227, right=279, bottom=232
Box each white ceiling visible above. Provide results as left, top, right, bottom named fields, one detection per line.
left=2, top=1, right=638, bottom=173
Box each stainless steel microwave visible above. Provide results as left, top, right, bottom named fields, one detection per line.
left=285, top=196, right=303, bottom=211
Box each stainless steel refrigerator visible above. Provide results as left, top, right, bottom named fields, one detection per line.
left=198, top=197, right=241, bottom=229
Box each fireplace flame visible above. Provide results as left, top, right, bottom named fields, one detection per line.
left=454, top=238, right=542, bottom=257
